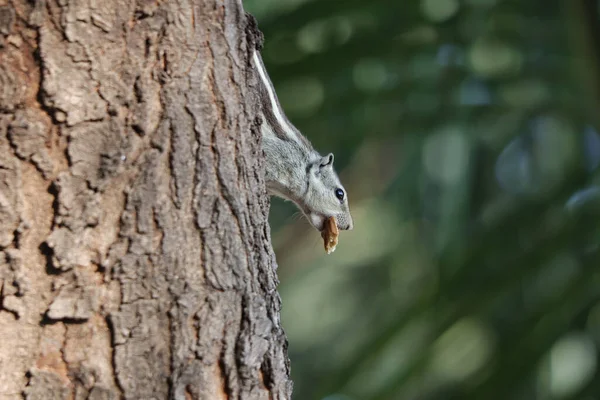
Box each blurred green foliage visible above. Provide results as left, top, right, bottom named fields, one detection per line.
left=243, top=0, right=600, bottom=399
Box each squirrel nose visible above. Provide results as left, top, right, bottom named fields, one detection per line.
left=346, top=219, right=353, bottom=231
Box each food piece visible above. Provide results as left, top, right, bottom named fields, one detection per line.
left=320, top=216, right=339, bottom=254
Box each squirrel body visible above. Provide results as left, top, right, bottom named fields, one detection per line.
left=252, top=50, right=353, bottom=232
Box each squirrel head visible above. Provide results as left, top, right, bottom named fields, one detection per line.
left=304, top=153, right=353, bottom=232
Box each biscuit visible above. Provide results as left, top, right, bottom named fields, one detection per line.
left=320, top=216, right=339, bottom=254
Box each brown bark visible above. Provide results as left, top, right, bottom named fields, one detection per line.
left=0, top=0, right=291, bottom=399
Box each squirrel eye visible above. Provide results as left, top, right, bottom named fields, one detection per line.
left=335, top=188, right=345, bottom=201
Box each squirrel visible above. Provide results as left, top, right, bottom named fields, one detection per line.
left=252, top=49, right=354, bottom=233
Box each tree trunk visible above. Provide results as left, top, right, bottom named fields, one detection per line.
left=0, top=0, right=292, bottom=399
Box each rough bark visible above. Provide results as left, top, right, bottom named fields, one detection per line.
left=0, top=0, right=292, bottom=399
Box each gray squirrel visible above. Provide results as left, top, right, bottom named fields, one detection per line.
left=252, top=50, right=353, bottom=233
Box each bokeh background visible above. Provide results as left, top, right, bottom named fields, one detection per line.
left=243, top=0, right=600, bottom=399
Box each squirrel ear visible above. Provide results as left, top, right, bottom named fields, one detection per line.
left=320, top=153, right=334, bottom=168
